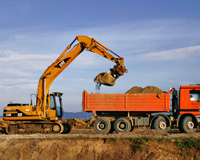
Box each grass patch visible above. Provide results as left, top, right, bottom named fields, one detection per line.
left=131, top=137, right=149, bottom=152
left=174, top=137, right=200, bottom=151
left=121, top=137, right=153, bottom=152
left=60, top=135, right=200, bottom=153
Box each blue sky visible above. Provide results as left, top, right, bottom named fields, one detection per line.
left=1, top=0, right=200, bottom=114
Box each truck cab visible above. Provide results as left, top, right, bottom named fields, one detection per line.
left=179, top=85, right=200, bottom=115
left=175, top=85, right=200, bottom=133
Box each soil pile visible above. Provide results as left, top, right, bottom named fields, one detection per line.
left=0, top=118, right=9, bottom=128
left=126, top=86, right=165, bottom=97
left=68, top=118, right=91, bottom=129
left=0, top=137, right=199, bottom=160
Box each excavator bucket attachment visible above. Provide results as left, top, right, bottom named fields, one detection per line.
left=94, top=72, right=116, bottom=86
left=94, top=63, right=127, bottom=88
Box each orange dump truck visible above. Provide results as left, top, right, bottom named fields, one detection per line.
left=82, top=85, right=200, bottom=134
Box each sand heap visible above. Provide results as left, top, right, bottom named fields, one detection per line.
left=126, top=86, right=165, bottom=97
left=68, top=118, right=91, bottom=129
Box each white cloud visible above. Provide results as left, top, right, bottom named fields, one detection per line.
left=71, top=51, right=111, bottom=68
left=0, top=50, right=57, bottom=72
left=11, top=34, right=26, bottom=40
left=168, top=80, right=198, bottom=86
left=0, top=78, right=38, bottom=90
left=139, top=45, right=200, bottom=61
left=0, top=68, right=33, bottom=77
left=0, top=84, right=12, bottom=90
left=0, top=78, right=37, bottom=85
left=0, top=50, right=55, bottom=90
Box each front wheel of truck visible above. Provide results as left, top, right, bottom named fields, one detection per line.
left=93, top=118, right=111, bottom=134
left=180, top=116, right=197, bottom=133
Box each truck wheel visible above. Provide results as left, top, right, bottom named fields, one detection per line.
left=180, top=116, right=197, bottom=133
left=114, top=117, right=131, bottom=133
left=93, top=118, right=111, bottom=134
left=153, top=117, right=170, bottom=133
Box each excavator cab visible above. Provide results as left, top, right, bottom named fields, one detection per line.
left=48, top=92, right=63, bottom=119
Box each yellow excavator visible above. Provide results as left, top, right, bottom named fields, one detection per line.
left=3, top=35, right=127, bottom=134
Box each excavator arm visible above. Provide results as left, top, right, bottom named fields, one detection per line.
left=36, top=36, right=127, bottom=114
left=76, top=36, right=127, bottom=80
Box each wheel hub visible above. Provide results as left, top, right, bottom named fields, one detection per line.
left=159, top=121, right=166, bottom=130
left=119, top=122, right=125, bottom=129
left=187, top=121, right=194, bottom=129
left=99, top=122, right=105, bottom=129
left=53, top=125, right=60, bottom=132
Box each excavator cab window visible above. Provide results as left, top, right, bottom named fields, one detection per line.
left=49, top=92, right=63, bottom=118
left=50, top=95, right=56, bottom=110
left=55, top=95, right=62, bottom=117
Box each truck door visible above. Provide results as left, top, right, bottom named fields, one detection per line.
left=189, top=90, right=200, bottom=114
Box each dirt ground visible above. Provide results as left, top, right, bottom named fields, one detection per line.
left=0, top=128, right=199, bottom=160
left=0, top=118, right=200, bottom=159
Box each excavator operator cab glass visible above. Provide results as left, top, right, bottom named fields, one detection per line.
left=49, top=92, right=63, bottom=118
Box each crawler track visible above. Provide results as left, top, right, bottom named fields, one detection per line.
left=5, top=121, right=71, bottom=134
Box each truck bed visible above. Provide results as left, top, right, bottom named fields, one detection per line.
left=82, top=90, right=171, bottom=113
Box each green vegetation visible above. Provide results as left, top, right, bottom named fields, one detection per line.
left=174, top=137, right=200, bottom=151
left=105, top=136, right=200, bottom=153
left=130, top=137, right=150, bottom=152
left=33, top=135, right=200, bottom=154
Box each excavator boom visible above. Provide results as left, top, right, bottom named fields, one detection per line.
left=36, top=36, right=127, bottom=114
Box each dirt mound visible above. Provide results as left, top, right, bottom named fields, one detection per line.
left=0, top=138, right=199, bottom=160
left=126, top=86, right=165, bottom=97
left=68, top=118, right=91, bottom=129
left=0, top=118, right=9, bottom=128
left=126, top=86, right=143, bottom=93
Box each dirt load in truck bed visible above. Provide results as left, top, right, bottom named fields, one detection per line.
left=126, top=86, right=166, bottom=97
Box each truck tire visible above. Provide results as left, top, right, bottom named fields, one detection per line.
left=180, top=116, right=197, bottom=133
left=114, top=117, right=131, bottom=133
left=93, top=118, right=111, bottom=134
left=153, top=117, right=170, bottom=133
